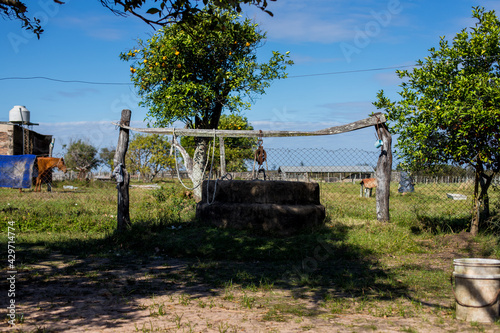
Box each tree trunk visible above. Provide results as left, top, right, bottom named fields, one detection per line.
left=479, top=173, right=493, bottom=219
left=171, top=135, right=210, bottom=201
left=375, top=123, right=392, bottom=222
left=470, top=170, right=480, bottom=236
left=192, top=137, right=210, bottom=201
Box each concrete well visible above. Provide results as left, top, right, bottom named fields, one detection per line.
left=196, top=180, right=326, bottom=236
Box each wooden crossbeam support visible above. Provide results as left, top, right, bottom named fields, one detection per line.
left=112, top=113, right=386, bottom=138
left=112, top=111, right=392, bottom=223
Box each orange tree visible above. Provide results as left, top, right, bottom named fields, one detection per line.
left=126, top=134, right=175, bottom=181
left=120, top=8, right=291, bottom=199
left=374, top=7, right=500, bottom=234
left=180, top=114, right=257, bottom=173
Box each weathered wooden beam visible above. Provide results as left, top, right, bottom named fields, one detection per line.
left=113, top=109, right=131, bottom=232
left=112, top=113, right=386, bottom=138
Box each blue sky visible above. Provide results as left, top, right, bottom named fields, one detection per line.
left=1, top=0, right=498, bottom=158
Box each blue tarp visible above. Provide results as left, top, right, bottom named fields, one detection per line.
left=0, top=155, right=37, bottom=189
left=398, top=171, right=415, bottom=193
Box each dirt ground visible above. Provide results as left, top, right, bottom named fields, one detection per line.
left=3, top=233, right=500, bottom=333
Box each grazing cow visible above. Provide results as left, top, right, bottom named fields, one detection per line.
left=360, top=178, right=377, bottom=198
left=35, top=157, right=67, bottom=192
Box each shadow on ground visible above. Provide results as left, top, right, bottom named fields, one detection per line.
left=1, top=221, right=450, bottom=331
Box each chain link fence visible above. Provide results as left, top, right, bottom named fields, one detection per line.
left=244, top=148, right=496, bottom=229
left=1, top=147, right=499, bottom=233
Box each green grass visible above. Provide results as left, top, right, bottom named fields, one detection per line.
left=320, top=181, right=499, bottom=234
left=1, top=178, right=499, bottom=329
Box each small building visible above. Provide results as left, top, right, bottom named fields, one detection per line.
left=0, top=122, right=52, bottom=156
left=0, top=106, right=52, bottom=156
left=278, top=165, right=375, bottom=182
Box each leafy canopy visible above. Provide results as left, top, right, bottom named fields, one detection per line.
left=374, top=7, right=500, bottom=174
left=99, top=147, right=116, bottom=170
left=126, top=134, right=175, bottom=180
left=120, top=8, right=292, bottom=129
left=181, top=114, right=257, bottom=172
left=1, top=0, right=276, bottom=37
left=63, top=139, right=100, bottom=176
left=101, top=0, right=277, bottom=28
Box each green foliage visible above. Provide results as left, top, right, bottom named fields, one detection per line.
left=120, top=8, right=292, bottom=130
left=6, top=0, right=276, bottom=37
left=0, top=0, right=47, bottom=37
left=126, top=134, right=175, bottom=181
left=181, top=114, right=257, bottom=172
left=374, top=7, right=500, bottom=230
left=401, top=164, right=471, bottom=178
left=375, top=7, right=500, bottom=174
left=101, top=0, right=276, bottom=28
left=99, top=147, right=116, bottom=170
left=64, top=139, right=100, bottom=178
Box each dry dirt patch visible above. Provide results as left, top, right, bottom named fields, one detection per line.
left=2, top=233, right=500, bottom=332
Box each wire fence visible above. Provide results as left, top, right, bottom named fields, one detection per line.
left=247, top=148, right=494, bottom=227
left=2, top=147, right=499, bottom=233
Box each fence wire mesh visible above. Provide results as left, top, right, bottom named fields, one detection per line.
left=240, top=147, right=488, bottom=226
left=1, top=147, right=499, bottom=233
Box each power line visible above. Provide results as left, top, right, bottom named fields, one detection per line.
left=288, top=64, right=419, bottom=78
left=0, top=76, right=132, bottom=85
left=0, top=64, right=421, bottom=85
left=1, top=53, right=499, bottom=85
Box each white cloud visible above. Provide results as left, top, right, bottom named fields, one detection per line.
left=319, top=101, right=379, bottom=119
left=251, top=120, right=343, bottom=132
left=56, top=88, right=100, bottom=98
left=53, top=15, right=131, bottom=41
left=250, top=0, right=409, bottom=44
left=291, top=54, right=344, bottom=64
left=36, top=119, right=150, bottom=157
left=373, top=70, right=403, bottom=86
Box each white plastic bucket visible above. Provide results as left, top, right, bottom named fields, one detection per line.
left=453, top=258, right=500, bottom=323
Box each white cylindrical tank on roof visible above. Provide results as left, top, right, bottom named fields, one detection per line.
left=9, top=105, right=30, bottom=124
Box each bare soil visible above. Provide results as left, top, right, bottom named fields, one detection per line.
left=3, top=232, right=500, bottom=333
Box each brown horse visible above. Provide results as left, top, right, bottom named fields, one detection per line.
left=35, top=157, right=67, bottom=192
left=360, top=178, right=377, bottom=198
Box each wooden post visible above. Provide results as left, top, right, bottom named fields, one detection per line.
left=113, top=109, right=131, bottom=232
left=219, top=137, right=226, bottom=177
left=375, top=123, right=392, bottom=222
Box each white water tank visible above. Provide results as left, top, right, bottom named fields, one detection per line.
left=9, top=105, right=30, bottom=124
